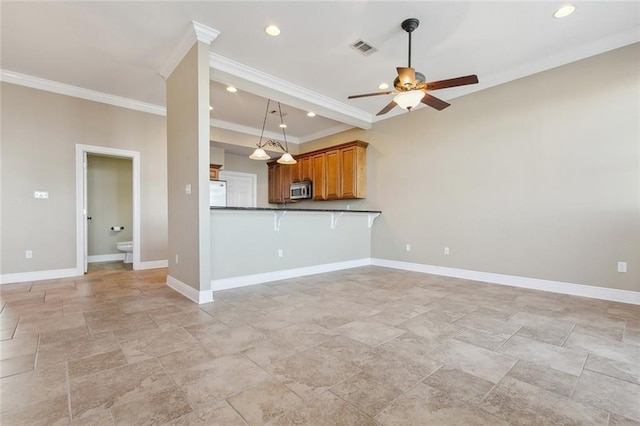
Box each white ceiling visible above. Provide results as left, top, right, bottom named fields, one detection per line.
left=1, top=1, right=638, bottom=143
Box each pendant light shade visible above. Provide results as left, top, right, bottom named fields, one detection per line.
left=249, top=148, right=270, bottom=160
left=277, top=152, right=297, bottom=165
left=249, top=99, right=295, bottom=164
left=393, top=90, right=425, bottom=110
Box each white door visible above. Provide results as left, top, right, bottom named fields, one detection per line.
left=219, top=171, right=257, bottom=207
left=83, top=151, right=89, bottom=273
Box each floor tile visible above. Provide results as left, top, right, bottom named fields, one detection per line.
left=564, top=332, right=638, bottom=365
left=165, top=401, right=246, bottom=425
left=423, top=365, right=495, bottom=405
left=609, top=413, right=640, bottom=426
left=374, top=382, right=508, bottom=426
left=584, top=353, right=639, bottom=385
left=119, top=328, right=199, bottom=363
left=67, top=349, right=128, bottom=379
left=0, top=353, right=35, bottom=378
left=0, top=363, right=67, bottom=413
left=227, top=378, right=302, bottom=425
left=506, top=359, right=578, bottom=397
left=196, top=323, right=267, bottom=357
left=83, top=309, right=154, bottom=334
left=269, top=346, right=361, bottom=400
left=171, top=353, right=271, bottom=409
left=623, top=328, right=640, bottom=346
left=37, top=331, right=120, bottom=367
left=330, top=370, right=405, bottom=416
left=157, top=344, right=216, bottom=376
left=336, top=319, right=405, bottom=346
left=399, top=315, right=462, bottom=343
left=480, top=376, right=609, bottom=425
left=572, top=370, right=640, bottom=421
left=270, top=391, right=377, bottom=426
left=427, top=339, right=516, bottom=383
left=110, top=386, right=192, bottom=426
left=454, top=329, right=505, bottom=351
left=508, top=311, right=575, bottom=345
left=69, top=358, right=175, bottom=418
left=454, top=308, right=522, bottom=338
left=149, top=309, right=216, bottom=331
left=498, top=335, right=587, bottom=376
left=0, top=395, right=69, bottom=425
left=0, top=334, right=38, bottom=361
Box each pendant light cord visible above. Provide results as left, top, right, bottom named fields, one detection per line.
left=257, top=99, right=270, bottom=148
left=277, top=102, right=289, bottom=153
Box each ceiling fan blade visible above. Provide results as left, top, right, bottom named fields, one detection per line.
left=425, top=75, right=479, bottom=91
left=348, top=91, right=393, bottom=99
left=421, top=93, right=450, bottom=111
left=376, top=100, right=397, bottom=116
left=397, top=67, right=416, bottom=87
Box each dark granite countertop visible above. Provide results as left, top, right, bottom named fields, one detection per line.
left=211, top=206, right=381, bottom=214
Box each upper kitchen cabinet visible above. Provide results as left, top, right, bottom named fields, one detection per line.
left=209, top=164, right=222, bottom=180
left=267, top=140, right=368, bottom=203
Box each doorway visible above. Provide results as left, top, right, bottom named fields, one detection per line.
left=219, top=170, right=257, bottom=207
left=75, top=144, right=141, bottom=273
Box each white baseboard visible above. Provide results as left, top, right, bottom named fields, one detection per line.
left=371, top=258, right=640, bottom=306
left=88, top=254, right=125, bottom=263
left=0, top=267, right=83, bottom=285
left=137, top=260, right=168, bottom=270
left=210, top=258, right=372, bottom=292
left=166, top=275, right=214, bottom=304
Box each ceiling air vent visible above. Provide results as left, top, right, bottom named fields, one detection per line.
left=351, top=39, right=377, bottom=55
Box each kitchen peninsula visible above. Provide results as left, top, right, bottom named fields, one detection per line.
left=210, top=206, right=381, bottom=291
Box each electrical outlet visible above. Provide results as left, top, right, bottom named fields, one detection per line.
left=175, top=254, right=179, bottom=264
left=618, top=262, right=627, bottom=273
left=405, top=244, right=411, bottom=252
left=278, top=249, right=283, bottom=258
left=185, top=184, right=191, bottom=195
left=34, top=191, right=49, bottom=199
left=25, top=250, right=33, bottom=259
left=444, top=247, right=450, bottom=255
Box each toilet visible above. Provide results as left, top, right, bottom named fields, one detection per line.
left=116, top=241, right=133, bottom=264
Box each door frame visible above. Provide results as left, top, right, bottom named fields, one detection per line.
left=75, top=144, right=141, bottom=272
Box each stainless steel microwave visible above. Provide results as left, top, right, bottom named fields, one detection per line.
left=290, top=181, right=312, bottom=200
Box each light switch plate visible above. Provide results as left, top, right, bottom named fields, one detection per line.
left=34, top=191, right=49, bottom=199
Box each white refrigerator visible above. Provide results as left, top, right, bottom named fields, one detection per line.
left=209, top=180, right=227, bottom=207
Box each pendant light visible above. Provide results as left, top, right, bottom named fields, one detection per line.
left=249, top=99, right=297, bottom=164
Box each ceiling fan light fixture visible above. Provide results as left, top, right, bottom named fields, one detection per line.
left=249, top=148, right=270, bottom=160
left=393, top=90, right=425, bottom=110
left=553, top=5, right=575, bottom=18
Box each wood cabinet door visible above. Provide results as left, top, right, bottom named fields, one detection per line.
left=268, top=163, right=282, bottom=204
left=312, top=153, right=326, bottom=200
left=325, top=149, right=341, bottom=200
left=281, top=163, right=292, bottom=201
left=340, top=145, right=366, bottom=199
left=291, top=159, right=301, bottom=183
left=300, top=156, right=313, bottom=182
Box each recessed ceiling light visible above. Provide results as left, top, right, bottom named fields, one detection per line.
left=209, top=105, right=213, bottom=111
left=307, top=112, right=316, bottom=117
left=553, top=5, right=575, bottom=18
left=378, top=83, right=389, bottom=90
left=226, top=86, right=237, bottom=93
left=265, top=25, right=281, bottom=36
left=279, top=123, right=287, bottom=128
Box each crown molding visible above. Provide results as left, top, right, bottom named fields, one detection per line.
left=209, top=52, right=372, bottom=129
left=210, top=118, right=300, bottom=144
left=296, top=124, right=353, bottom=144
left=159, top=21, right=220, bottom=79
left=0, top=69, right=166, bottom=116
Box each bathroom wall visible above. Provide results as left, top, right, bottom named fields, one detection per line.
left=87, top=155, right=133, bottom=259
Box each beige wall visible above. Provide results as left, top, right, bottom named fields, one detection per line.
left=87, top=155, right=133, bottom=256
left=301, top=43, right=639, bottom=292
left=0, top=82, right=167, bottom=274
left=166, top=42, right=212, bottom=291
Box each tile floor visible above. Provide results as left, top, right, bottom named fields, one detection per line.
left=0, top=263, right=639, bottom=425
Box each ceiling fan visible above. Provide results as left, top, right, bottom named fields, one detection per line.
left=348, top=18, right=479, bottom=116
